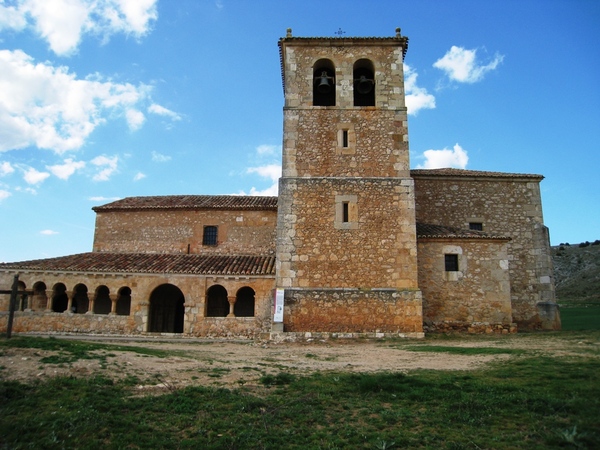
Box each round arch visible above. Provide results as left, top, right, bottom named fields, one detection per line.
left=206, top=284, right=229, bottom=317
left=148, top=284, right=185, bottom=333
left=51, top=283, right=68, bottom=313
left=234, top=286, right=255, bottom=317
left=94, top=285, right=111, bottom=315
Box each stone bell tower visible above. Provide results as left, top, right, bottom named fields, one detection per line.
left=275, top=28, right=423, bottom=336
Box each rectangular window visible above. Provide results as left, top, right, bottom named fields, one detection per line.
left=469, top=222, right=483, bottom=231
left=342, top=202, right=349, bottom=223
left=203, top=226, right=218, bottom=246
left=445, top=254, right=459, bottom=272
left=342, top=130, right=349, bottom=148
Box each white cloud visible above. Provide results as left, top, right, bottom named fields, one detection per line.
left=40, top=229, right=58, bottom=235
left=88, top=195, right=120, bottom=201
left=256, top=144, right=278, bottom=155
left=126, top=108, right=145, bottom=130
left=1, top=0, right=158, bottom=56
left=433, top=46, right=504, bottom=83
left=239, top=163, right=282, bottom=196
left=0, top=189, right=11, bottom=201
left=151, top=151, right=171, bottom=162
left=46, top=157, right=85, bottom=179
left=133, top=171, right=146, bottom=181
left=247, top=164, right=281, bottom=182
left=0, top=49, right=152, bottom=154
left=148, top=103, right=181, bottom=121
left=23, top=166, right=50, bottom=184
left=91, top=154, right=118, bottom=181
left=403, top=64, right=435, bottom=115
left=0, top=161, right=15, bottom=176
left=417, top=143, right=469, bottom=169
left=0, top=2, right=27, bottom=30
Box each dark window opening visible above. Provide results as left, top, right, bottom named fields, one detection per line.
left=234, top=287, right=255, bottom=317
left=313, top=59, right=336, bottom=106
left=51, top=283, right=67, bottom=313
left=342, top=130, right=349, bottom=148
left=116, top=287, right=131, bottom=316
left=206, top=285, right=229, bottom=317
left=445, top=254, right=459, bottom=272
left=469, top=222, right=483, bottom=231
left=342, top=202, right=349, bottom=223
left=203, top=226, right=218, bottom=246
left=353, top=59, right=375, bottom=107
left=93, top=285, right=112, bottom=315
left=72, top=283, right=89, bottom=314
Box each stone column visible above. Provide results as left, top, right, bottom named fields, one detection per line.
left=227, top=296, right=236, bottom=317
left=45, top=291, right=53, bottom=311
left=66, top=291, right=73, bottom=314
left=109, top=294, right=118, bottom=315
left=87, top=293, right=95, bottom=314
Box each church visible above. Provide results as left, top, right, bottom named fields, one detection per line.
left=0, top=29, right=560, bottom=338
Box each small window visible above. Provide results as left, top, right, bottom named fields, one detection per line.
left=469, top=222, right=483, bottom=231
left=342, top=202, right=349, bottom=223
left=203, top=226, right=218, bottom=246
left=342, top=130, right=349, bottom=148
left=445, top=254, right=459, bottom=272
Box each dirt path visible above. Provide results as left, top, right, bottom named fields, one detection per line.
left=1, top=333, right=597, bottom=392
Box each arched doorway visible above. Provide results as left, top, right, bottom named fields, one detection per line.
left=148, top=284, right=185, bottom=333
left=206, top=285, right=229, bottom=317
left=72, top=284, right=89, bottom=314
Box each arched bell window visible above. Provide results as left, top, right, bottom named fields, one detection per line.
left=353, top=59, right=375, bottom=107
left=313, top=59, right=336, bottom=106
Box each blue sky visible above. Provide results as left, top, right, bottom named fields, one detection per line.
left=0, top=0, right=598, bottom=262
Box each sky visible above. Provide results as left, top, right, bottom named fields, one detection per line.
left=0, top=0, right=598, bottom=263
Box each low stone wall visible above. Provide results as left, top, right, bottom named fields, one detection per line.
left=281, top=288, right=423, bottom=333
left=1, top=311, right=272, bottom=339
left=423, top=321, right=517, bottom=334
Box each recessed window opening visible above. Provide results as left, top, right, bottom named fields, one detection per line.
left=313, top=59, right=336, bottom=106
left=203, top=226, right=218, bottom=246
left=445, top=254, right=459, bottom=272
left=342, top=202, right=349, bottom=223
left=353, top=59, right=375, bottom=107
left=469, top=222, right=483, bottom=231
left=342, top=130, right=349, bottom=148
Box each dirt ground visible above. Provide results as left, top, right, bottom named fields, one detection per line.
left=1, top=333, right=597, bottom=392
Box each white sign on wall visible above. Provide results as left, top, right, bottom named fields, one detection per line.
left=273, top=288, right=285, bottom=322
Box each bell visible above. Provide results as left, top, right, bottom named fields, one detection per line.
left=316, top=72, right=333, bottom=94
left=356, top=75, right=374, bottom=94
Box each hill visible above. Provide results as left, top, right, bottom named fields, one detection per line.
left=551, top=240, right=600, bottom=305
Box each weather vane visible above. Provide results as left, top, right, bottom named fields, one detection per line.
left=335, top=28, right=346, bottom=36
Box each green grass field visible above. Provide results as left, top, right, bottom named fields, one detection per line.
left=560, top=306, right=600, bottom=331
left=1, top=334, right=599, bottom=449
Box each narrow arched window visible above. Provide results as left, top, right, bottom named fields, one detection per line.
left=353, top=59, right=375, bottom=106
left=313, top=59, right=336, bottom=106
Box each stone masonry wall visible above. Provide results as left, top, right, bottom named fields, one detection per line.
left=413, top=174, right=556, bottom=329
left=93, top=209, right=277, bottom=255
left=276, top=177, right=418, bottom=290
left=417, top=238, right=514, bottom=333
left=0, top=270, right=275, bottom=338
left=282, top=288, right=423, bottom=334
left=282, top=108, right=409, bottom=178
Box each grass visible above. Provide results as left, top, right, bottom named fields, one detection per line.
left=560, top=305, right=600, bottom=331
left=1, top=336, right=599, bottom=449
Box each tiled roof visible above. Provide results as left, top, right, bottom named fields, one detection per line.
left=417, top=223, right=510, bottom=240
left=0, top=253, right=276, bottom=276
left=93, top=195, right=278, bottom=212
left=410, top=168, right=543, bottom=180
